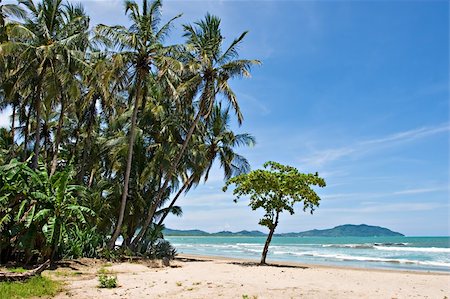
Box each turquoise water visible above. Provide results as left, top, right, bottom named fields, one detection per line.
left=166, top=236, right=450, bottom=272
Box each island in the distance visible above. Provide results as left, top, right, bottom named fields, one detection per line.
left=164, top=224, right=404, bottom=237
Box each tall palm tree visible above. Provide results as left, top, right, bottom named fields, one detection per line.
left=95, top=0, right=182, bottom=248
left=1, top=0, right=90, bottom=169
left=132, top=14, right=260, bottom=246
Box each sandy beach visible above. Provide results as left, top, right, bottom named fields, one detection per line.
left=49, top=255, right=450, bottom=299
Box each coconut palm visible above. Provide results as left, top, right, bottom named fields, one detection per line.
left=157, top=105, right=255, bottom=226
left=1, top=0, right=90, bottom=169
left=95, top=0, right=182, bottom=248
left=132, top=14, right=260, bottom=245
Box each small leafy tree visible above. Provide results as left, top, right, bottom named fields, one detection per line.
left=223, top=161, right=326, bottom=265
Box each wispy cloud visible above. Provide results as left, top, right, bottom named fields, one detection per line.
left=299, top=123, right=450, bottom=167
left=323, top=202, right=448, bottom=214
left=393, top=187, right=448, bottom=195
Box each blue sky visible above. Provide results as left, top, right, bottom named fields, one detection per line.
left=1, top=0, right=448, bottom=236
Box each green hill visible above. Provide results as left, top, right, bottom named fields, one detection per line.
left=163, top=224, right=404, bottom=237
left=278, top=224, right=404, bottom=237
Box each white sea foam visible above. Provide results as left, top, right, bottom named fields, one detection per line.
left=374, top=246, right=450, bottom=253
left=283, top=252, right=450, bottom=268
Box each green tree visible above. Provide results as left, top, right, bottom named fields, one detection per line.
left=1, top=0, right=90, bottom=169
left=95, top=0, right=181, bottom=248
left=223, top=161, right=326, bottom=265
left=132, top=13, right=260, bottom=246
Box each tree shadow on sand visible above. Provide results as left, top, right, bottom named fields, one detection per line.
left=228, top=262, right=308, bottom=269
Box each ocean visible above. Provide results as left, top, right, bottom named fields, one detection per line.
left=166, top=236, right=450, bottom=272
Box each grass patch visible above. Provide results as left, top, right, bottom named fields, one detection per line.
left=0, top=276, right=61, bottom=298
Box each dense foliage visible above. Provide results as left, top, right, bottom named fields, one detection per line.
left=0, top=0, right=258, bottom=263
left=224, top=161, right=326, bottom=264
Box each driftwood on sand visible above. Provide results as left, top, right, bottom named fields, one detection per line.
left=0, top=260, right=50, bottom=282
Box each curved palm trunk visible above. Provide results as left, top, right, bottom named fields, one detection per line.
left=108, top=71, right=143, bottom=249
left=260, top=211, right=280, bottom=265
left=131, top=79, right=216, bottom=247
left=131, top=110, right=202, bottom=247
left=156, top=173, right=196, bottom=226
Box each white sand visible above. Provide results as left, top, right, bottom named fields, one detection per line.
left=51, top=255, right=450, bottom=298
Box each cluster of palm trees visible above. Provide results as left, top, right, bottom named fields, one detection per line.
left=0, top=0, right=259, bottom=263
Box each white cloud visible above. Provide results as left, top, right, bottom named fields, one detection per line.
left=299, top=123, right=450, bottom=167
left=393, top=187, right=448, bottom=195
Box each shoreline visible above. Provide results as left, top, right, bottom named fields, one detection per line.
left=176, top=253, right=450, bottom=275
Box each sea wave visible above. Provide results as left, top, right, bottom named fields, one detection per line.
left=322, top=244, right=375, bottom=249
left=284, top=252, right=450, bottom=268
left=374, top=246, right=450, bottom=253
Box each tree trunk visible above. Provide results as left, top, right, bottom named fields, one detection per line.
left=76, top=99, right=96, bottom=184
left=157, top=173, right=196, bottom=226
left=32, top=93, right=41, bottom=169
left=260, top=211, right=280, bottom=265
left=131, top=111, right=202, bottom=247
left=22, top=105, right=31, bottom=161
left=50, top=100, right=65, bottom=176
left=131, top=78, right=215, bottom=247
left=108, top=72, right=143, bottom=249
left=0, top=260, right=50, bottom=282
left=31, top=70, right=46, bottom=170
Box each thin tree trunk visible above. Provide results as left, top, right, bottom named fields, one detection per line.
left=131, top=111, right=203, bottom=247
left=88, top=168, right=95, bottom=188
left=157, top=173, right=196, bottom=226
left=50, top=100, right=65, bottom=176
left=32, top=73, right=45, bottom=169
left=108, top=71, right=143, bottom=249
left=76, top=99, right=96, bottom=184
left=260, top=211, right=280, bottom=265
left=32, top=95, right=41, bottom=169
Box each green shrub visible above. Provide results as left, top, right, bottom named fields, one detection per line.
left=98, top=274, right=117, bottom=288
left=150, top=239, right=177, bottom=260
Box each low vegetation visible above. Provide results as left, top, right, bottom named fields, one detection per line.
left=98, top=274, right=118, bottom=289
left=0, top=276, right=61, bottom=298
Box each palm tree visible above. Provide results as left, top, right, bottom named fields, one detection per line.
left=1, top=0, right=90, bottom=169
left=96, top=0, right=182, bottom=248
left=157, top=105, right=255, bottom=226
left=132, top=13, right=260, bottom=246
